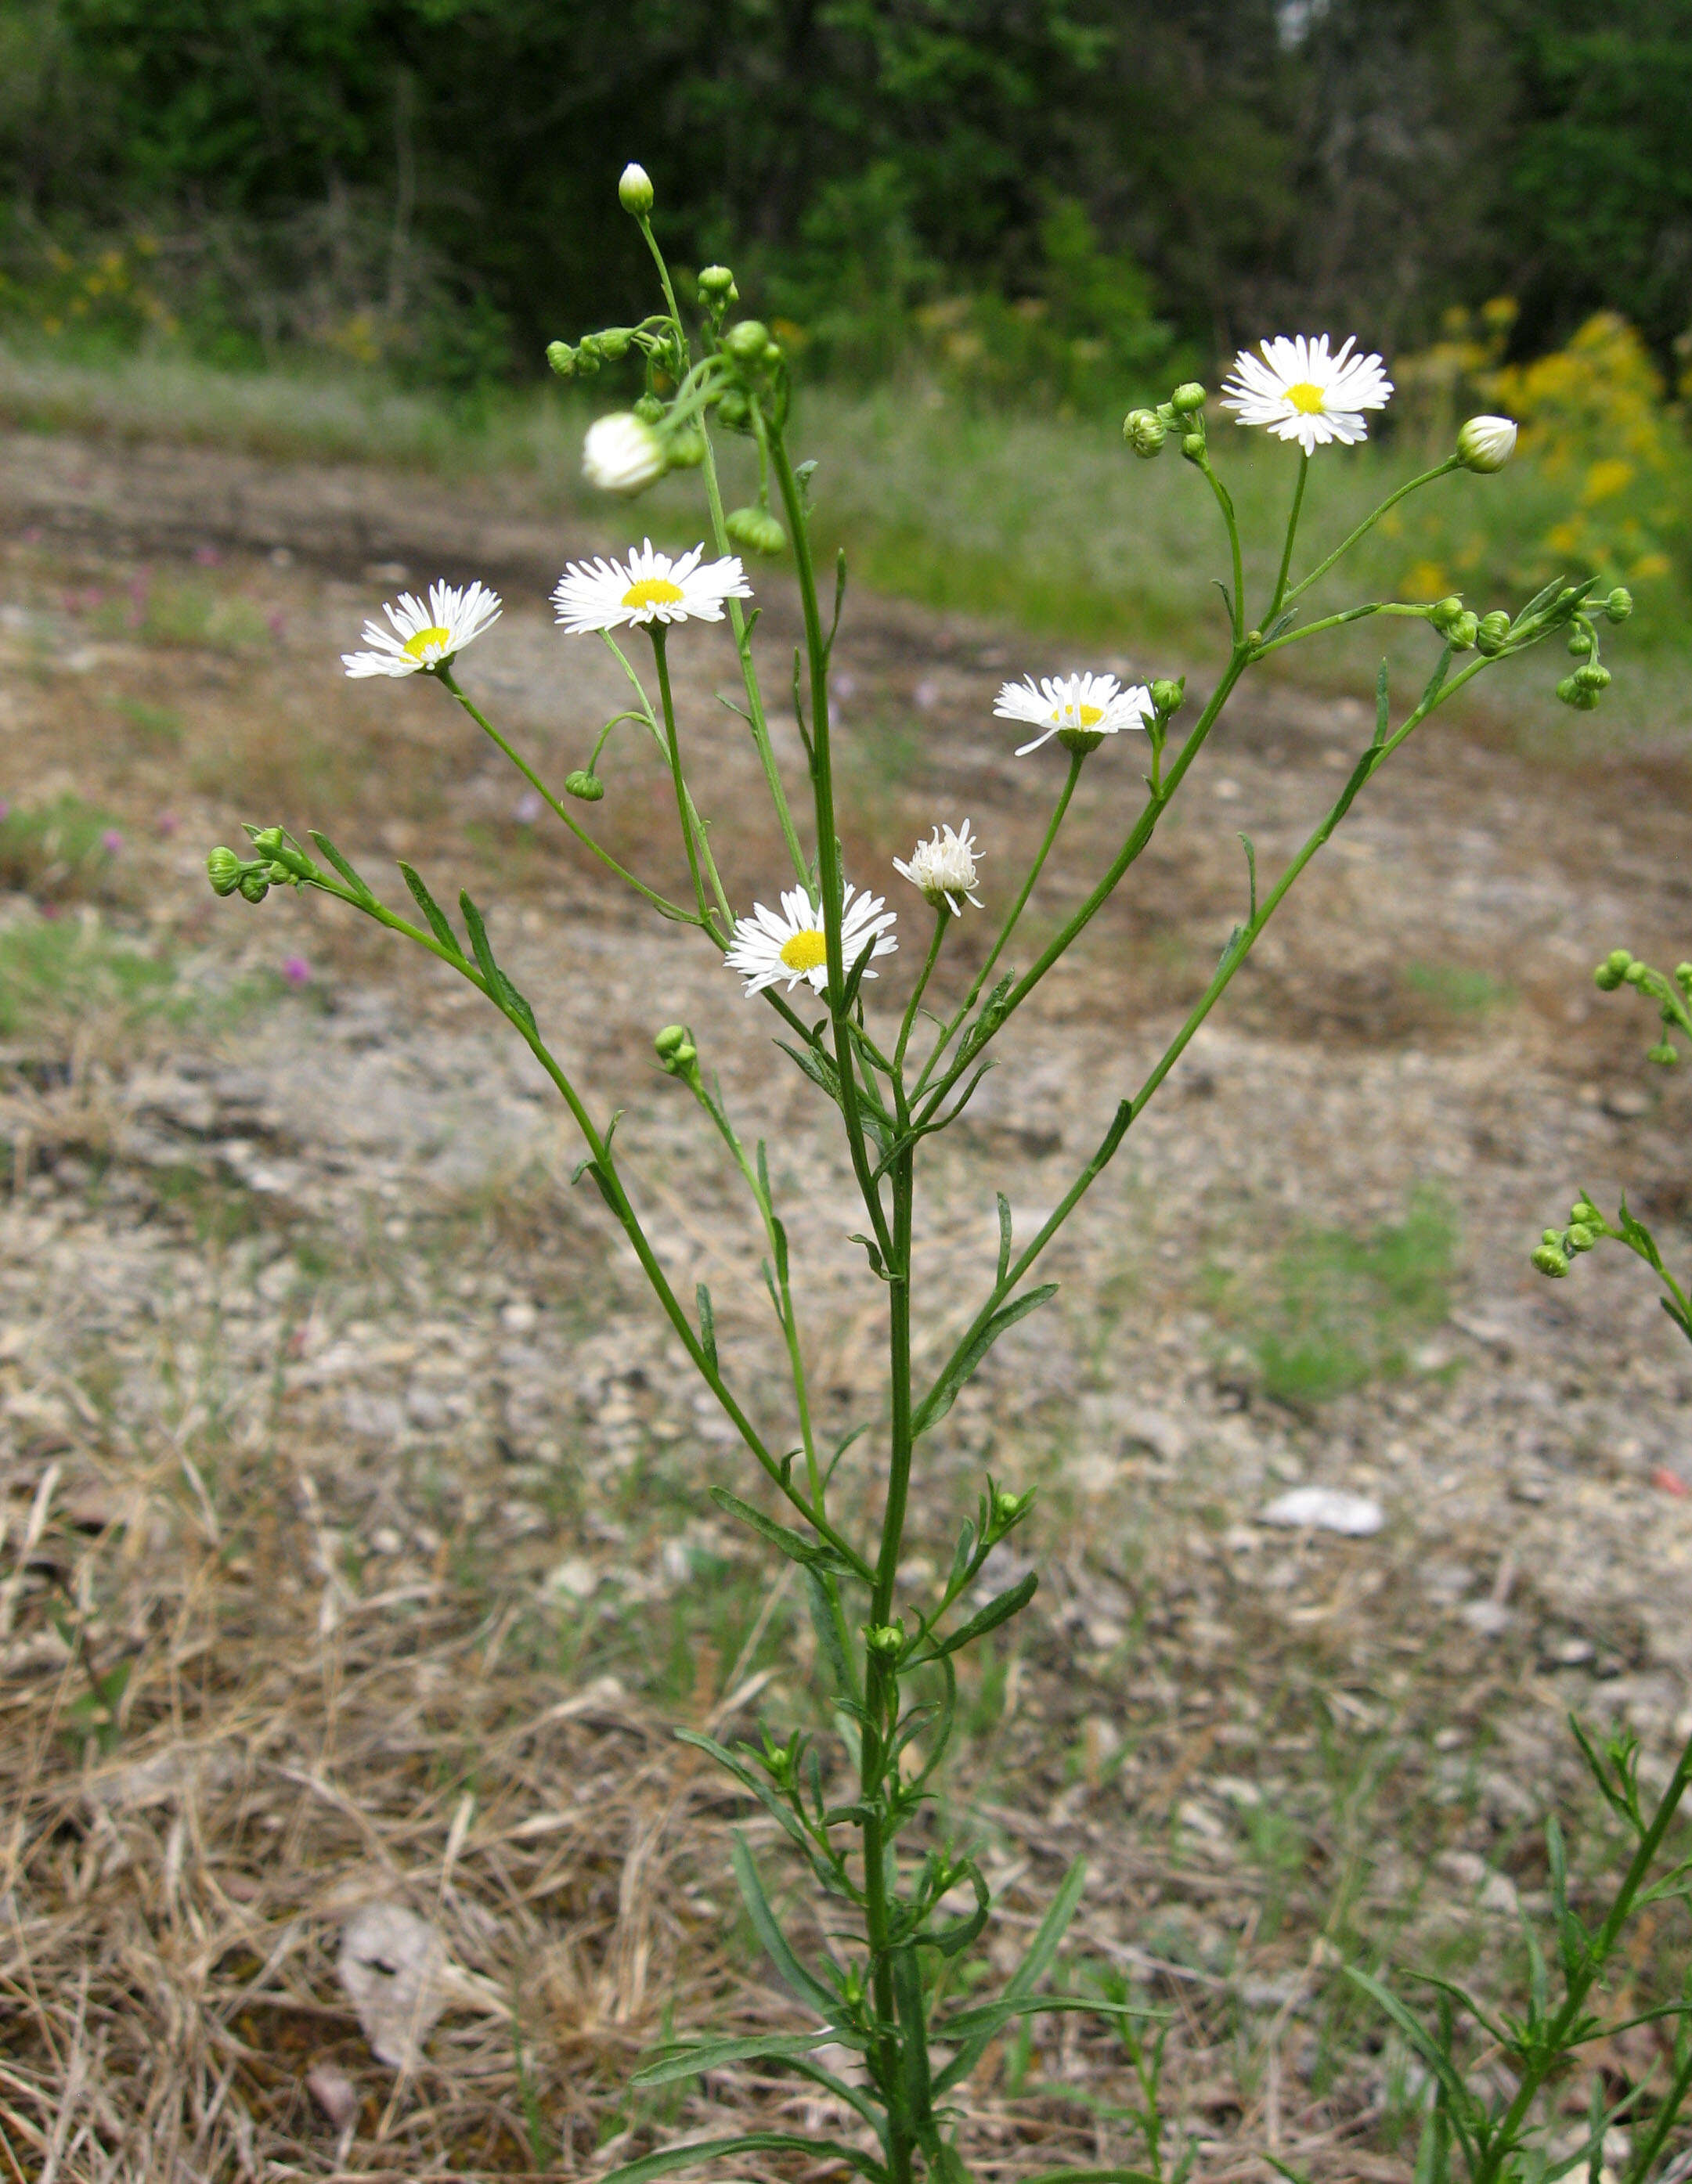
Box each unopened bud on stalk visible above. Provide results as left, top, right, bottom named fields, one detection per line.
left=716, top=389, right=751, bottom=429
left=597, top=327, right=633, bottom=362
left=583, top=412, right=666, bottom=496
left=618, top=162, right=654, bottom=216
left=1476, top=611, right=1511, bottom=655
left=238, top=868, right=270, bottom=904
left=1651, top=1040, right=1680, bottom=1066
left=1571, top=1201, right=1604, bottom=1229
left=565, top=770, right=604, bottom=802
left=1122, top=409, right=1166, bottom=458
left=864, top=1622, right=904, bottom=1658
left=698, top=265, right=738, bottom=303
left=654, top=1023, right=698, bottom=1076
left=1428, top=596, right=1466, bottom=634
left=1568, top=630, right=1593, bottom=656
left=546, top=340, right=576, bottom=378
left=1624, top=959, right=1650, bottom=986
left=1532, top=1242, right=1570, bottom=1278
left=1170, top=382, right=1207, bottom=414
left=633, top=393, right=665, bottom=423
left=207, top=846, right=242, bottom=896
left=1448, top=610, right=1479, bottom=651
left=1594, top=949, right=1632, bottom=989
left=1566, top=1223, right=1598, bottom=1252
left=1180, top=431, right=1207, bottom=460
left=1150, top=677, right=1185, bottom=716
left=666, top=427, right=706, bottom=470
left=1556, top=674, right=1600, bottom=710
left=723, top=319, right=770, bottom=365
left=1575, top=661, right=1611, bottom=692
left=1606, top=587, right=1634, bottom=623
left=724, top=506, right=788, bottom=557
left=991, top=1487, right=1033, bottom=1530
left=1456, top=415, right=1517, bottom=473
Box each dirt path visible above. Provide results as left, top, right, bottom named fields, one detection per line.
left=2, top=426, right=1691, bottom=2181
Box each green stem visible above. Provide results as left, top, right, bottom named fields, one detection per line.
left=437, top=669, right=696, bottom=925
left=1268, top=449, right=1310, bottom=622
left=1251, top=601, right=1433, bottom=660
left=651, top=625, right=731, bottom=938
left=912, top=749, right=1084, bottom=1101
left=1284, top=455, right=1461, bottom=607
left=770, top=421, right=894, bottom=1265
left=1196, top=450, right=1246, bottom=640
left=894, top=912, right=949, bottom=1085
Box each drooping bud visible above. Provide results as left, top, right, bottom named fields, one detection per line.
left=1570, top=1202, right=1604, bottom=1230
left=1594, top=948, right=1632, bottom=989
left=1624, top=959, right=1650, bottom=986
left=1531, top=1242, right=1570, bottom=1278
left=1475, top=611, right=1511, bottom=656
left=546, top=341, right=576, bottom=378
left=1122, top=409, right=1167, bottom=459
left=565, top=770, right=604, bottom=802
left=618, top=162, right=654, bottom=216
left=1575, top=662, right=1611, bottom=692
left=207, top=846, right=243, bottom=897
left=723, top=319, right=770, bottom=365
left=1606, top=587, right=1634, bottom=623
left=597, top=327, right=633, bottom=362
left=1170, top=382, right=1207, bottom=415
left=666, top=427, right=706, bottom=470
left=1456, top=415, right=1518, bottom=473
left=1567, top=629, right=1593, bottom=657
left=654, top=1024, right=691, bottom=1059
left=1566, top=1223, right=1598, bottom=1252
left=724, top=506, right=787, bottom=557
left=583, top=412, right=666, bottom=496
left=1650, top=1040, right=1680, bottom=1067
left=716, top=389, right=751, bottom=430
left=1556, top=674, right=1599, bottom=710
left=238, top=867, right=270, bottom=904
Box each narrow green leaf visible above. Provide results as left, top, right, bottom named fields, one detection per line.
left=396, top=862, right=463, bottom=958
left=806, top=1567, right=857, bottom=1701
left=995, top=1195, right=1012, bottom=1288
left=913, top=1284, right=1058, bottom=1437
left=696, top=1283, right=718, bottom=1376
left=729, top=1834, right=842, bottom=2020
left=776, top=1038, right=840, bottom=1105
left=709, top=1487, right=828, bottom=1570
left=597, top=2132, right=887, bottom=2184
left=928, top=1570, right=1037, bottom=1659
left=308, top=831, right=377, bottom=904
left=933, top=1857, right=1087, bottom=2093
left=673, top=1731, right=810, bottom=1847
left=632, top=2027, right=860, bottom=2087
left=892, top=1945, right=935, bottom=2131
left=1347, top=1968, right=1480, bottom=2122
left=1374, top=658, right=1391, bottom=746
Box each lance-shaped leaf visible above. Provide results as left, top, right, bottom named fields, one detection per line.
left=631, top=2026, right=861, bottom=2088
left=397, top=862, right=465, bottom=961
left=933, top=1855, right=1087, bottom=2093
left=730, top=1834, right=844, bottom=2020
left=459, top=889, right=538, bottom=1033
left=709, top=1487, right=835, bottom=1571
left=308, top=830, right=378, bottom=906
left=913, top=1285, right=1057, bottom=1436
left=674, top=1731, right=810, bottom=1850
left=924, top=1570, right=1037, bottom=1660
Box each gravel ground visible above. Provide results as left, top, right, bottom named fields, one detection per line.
left=2, top=426, right=1690, bottom=2182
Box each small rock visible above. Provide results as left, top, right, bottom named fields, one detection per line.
left=1459, top=1598, right=1513, bottom=1638
left=1257, top=1487, right=1384, bottom=1537
left=544, top=1555, right=598, bottom=1604
left=337, top=1902, right=446, bottom=2070
left=305, top=2062, right=359, bottom=2131
left=1602, top=1085, right=1651, bottom=1119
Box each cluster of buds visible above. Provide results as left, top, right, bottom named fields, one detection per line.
left=1533, top=1195, right=1611, bottom=1279
left=1123, top=381, right=1208, bottom=463
left=654, top=1022, right=702, bottom=1083
left=1554, top=590, right=1631, bottom=711
left=1593, top=948, right=1692, bottom=1065
left=207, top=825, right=316, bottom=905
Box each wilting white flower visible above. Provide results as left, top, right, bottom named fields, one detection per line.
left=1221, top=334, right=1393, bottom=453
left=894, top=820, right=983, bottom=914
left=1456, top=414, right=1518, bottom=474
left=993, top=671, right=1154, bottom=756
left=341, top=579, right=501, bottom=679
left=723, top=883, right=897, bottom=996
left=583, top=413, right=666, bottom=495
left=553, top=539, right=752, bottom=636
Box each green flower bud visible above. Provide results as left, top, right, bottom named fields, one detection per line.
left=1476, top=611, right=1512, bottom=656
left=724, top=505, right=787, bottom=557
left=249, top=824, right=286, bottom=856
left=1532, top=1242, right=1570, bottom=1278
left=666, top=427, right=706, bottom=470
left=618, top=162, right=654, bottom=216
left=698, top=265, right=738, bottom=301
left=1556, top=675, right=1599, bottom=710
left=864, top=1621, right=904, bottom=1658
left=1566, top=1223, right=1598, bottom=1252
left=1676, top=963, right=1692, bottom=995
left=1606, top=586, right=1633, bottom=623
left=991, top=1486, right=1034, bottom=1530
left=1456, top=414, right=1517, bottom=473
left=1122, top=408, right=1166, bottom=457
left=716, top=388, right=751, bottom=430
left=1428, top=596, right=1466, bottom=634
left=1179, top=431, right=1207, bottom=460
left=546, top=340, right=576, bottom=378
left=1575, top=661, right=1611, bottom=692
left=565, top=770, right=604, bottom=802
left=1448, top=610, right=1479, bottom=651
left=598, top=327, right=632, bottom=362
left=207, top=846, right=243, bottom=896
left=1624, top=958, right=1650, bottom=986
left=1650, top=1040, right=1679, bottom=1067
left=237, top=867, right=270, bottom=904
left=1595, top=948, right=1632, bottom=989
left=1150, top=677, right=1185, bottom=715
left=1567, top=629, right=1593, bottom=657
left=723, top=319, right=770, bottom=365
left=654, top=1024, right=691, bottom=1059
left=1571, top=1198, right=1603, bottom=1226
left=1170, top=382, right=1207, bottom=414
left=633, top=393, right=665, bottom=424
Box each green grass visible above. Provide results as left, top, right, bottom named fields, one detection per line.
left=3, top=338, right=1687, bottom=742
left=1401, top=959, right=1515, bottom=1015
left=0, top=793, right=129, bottom=903
left=1207, top=1187, right=1456, bottom=1408
left=0, top=908, right=309, bottom=1040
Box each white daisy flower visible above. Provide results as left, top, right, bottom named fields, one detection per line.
left=994, top=671, right=1154, bottom=756
left=552, top=539, right=752, bottom=636
left=341, top=579, right=502, bottom=679
left=1456, top=414, right=1518, bottom=474
left=894, top=820, right=984, bottom=914
left=583, top=413, right=666, bottom=495
left=1221, top=334, right=1393, bottom=453
left=724, top=883, right=897, bottom=997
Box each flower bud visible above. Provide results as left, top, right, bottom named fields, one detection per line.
left=1676, top=963, right=1692, bottom=995
left=1567, top=629, right=1593, bottom=657
left=1556, top=674, right=1599, bottom=709
left=249, top=824, right=286, bottom=856
left=1575, top=661, right=1611, bottom=692
left=1606, top=586, right=1633, bottom=623
left=597, top=326, right=632, bottom=362
left=991, top=1486, right=1033, bottom=1530
left=207, top=846, right=243, bottom=897
left=864, top=1621, right=904, bottom=1658
left=633, top=393, right=665, bottom=423
left=1428, top=596, right=1466, bottom=633
left=1447, top=610, right=1479, bottom=651
left=583, top=412, right=666, bottom=496
left=666, top=427, right=706, bottom=469
left=1532, top=1242, right=1570, bottom=1278
left=1180, top=431, right=1207, bottom=460
left=723, top=319, right=770, bottom=365
left=546, top=340, right=576, bottom=378
left=1475, top=611, right=1511, bottom=656
left=1170, top=382, right=1207, bottom=414
left=1595, top=948, right=1632, bottom=989
left=1122, top=408, right=1166, bottom=458
left=238, top=867, right=270, bottom=904
left=1624, top=959, right=1650, bottom=986
left=618, top=162, right=654, bottom=216
left=565, top=770, right=604, bottom=802
left=1456, top=415, right=1517, bottom=473
left=1150, top=677, right=1185, bottom=716
left=1570, top=1202, right=1603, bottom=1230
left=654, top=1024, right=691, bottom=1059
left=1650, top=1040, right=1680, bottom=1067
left=1566, top=1223, right=1598, bottom=1252
left=698, top=265, right=738, bottom=302
left=724, top=506, right=787, bottom=557
left=716, top=388, right=751, bottom=429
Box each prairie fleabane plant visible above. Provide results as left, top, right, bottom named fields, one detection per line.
left=209, top=168, right=1647, bottom=2184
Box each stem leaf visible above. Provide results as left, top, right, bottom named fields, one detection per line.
left=927, top=1570, right=1038, bottom=1660
left=632, top=2028, right=862, bottom=2088
left=912, top=1284, right=1058, bottom=1437
left=596, top=2132, right=889, bottom=2184
left=729, top=1833, right=843, bottom=2020
left=308, top=831, right=378, bottom=906
left=397, top=862, right=464, bottom=960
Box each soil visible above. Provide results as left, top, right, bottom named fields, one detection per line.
left=2, top=424, right=1691, bottom=2183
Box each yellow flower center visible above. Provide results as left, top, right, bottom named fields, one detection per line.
left=1073, top=702, right=1104, bottom=726
left=402, top=625, right=452, bottom=659
left=779, top=929, right=829, bottom=974
left=1286, top=381, right=1327, bottom=415
left=622, top=577, right=685, bottom=609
